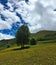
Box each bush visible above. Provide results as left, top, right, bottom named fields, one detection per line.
left=7, top=45, right=10, bottom=48
left=30, top=38, right=36, bottom=45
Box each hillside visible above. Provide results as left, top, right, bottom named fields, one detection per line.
left=31, top=30, right=56, bottom=38
left=0, top=38, right=16, bottom=50
left=0, top=43, right=56, bottom=65
left=0, top=30, right=56, bottom=50
left=31, top=30, right=56, bottom=42
left=0, top=30, right=56, bottom=65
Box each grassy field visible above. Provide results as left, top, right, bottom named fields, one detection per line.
left=0, top=42, right=56, bottom=65
left=0, top=30, right=56, bottom=65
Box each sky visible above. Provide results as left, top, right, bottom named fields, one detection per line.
left=0, top=0, right=56, bottom=40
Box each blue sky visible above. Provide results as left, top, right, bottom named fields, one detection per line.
left=0, top=0, right=56, bottom=40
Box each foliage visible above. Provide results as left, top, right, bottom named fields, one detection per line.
left=16, top=25, right=30, bottom=48
left=7, top=45, right=10, bottom=48
left=30, top=38, right=36, bottom=45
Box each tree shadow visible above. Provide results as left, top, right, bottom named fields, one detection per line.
left=12, top=46, right=30, bottom=51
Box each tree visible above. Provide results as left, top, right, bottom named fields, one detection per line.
left=30, top=38, right=36, bottom=45
left=16, top=25, right=30, bottom=48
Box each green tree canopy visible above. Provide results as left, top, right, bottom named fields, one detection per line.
left=16, top=25, right=30, bottom=48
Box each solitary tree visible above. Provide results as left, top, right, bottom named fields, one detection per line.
left=16, top=25, right=30, bottom=48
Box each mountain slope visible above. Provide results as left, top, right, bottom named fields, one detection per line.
left=0, top=30, right=56, bottom=50
left=31, top=30, right=56, bottom=39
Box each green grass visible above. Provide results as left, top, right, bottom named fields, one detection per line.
left=0, top=30, right=56, bottom=65
left=0, top=43, right=56, bottom=65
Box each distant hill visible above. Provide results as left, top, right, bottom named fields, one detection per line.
left=0, top=38, right=16, bottom=50
left=31, top=30, right=56, bottom=41
left=0, top=30, right=56, bottom=50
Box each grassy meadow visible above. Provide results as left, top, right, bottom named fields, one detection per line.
left=0, top=30, right=56, bottom=65
left=0, top=43, right=56, bottom=65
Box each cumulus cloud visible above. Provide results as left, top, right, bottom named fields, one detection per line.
left=0, top=33, right=14, bottom=40
left=1, top=10, right=20, bottom=24
left=0, top=19, right=11, bottom=29
left=0, top=0, right=56, bottom=40
left=9, top=0, right=56, bottom=33
left=0, top=3, right=4, bottom=11
left=0, top=3, right=21, bottom=30
left=23, top=0, right=56, bottom=33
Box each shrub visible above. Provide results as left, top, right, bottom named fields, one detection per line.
left=30, top=38, right=36, bottom=45
left=7, top=45, right=10, bottom=48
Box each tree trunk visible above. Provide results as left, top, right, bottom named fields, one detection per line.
left=21, top=43, right=24, bottom=48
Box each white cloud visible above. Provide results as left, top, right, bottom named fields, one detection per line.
left=26, top=0, right=56, bottom=33
left=7, top=2, right=14, bottom=11
left=0, top=19, right=11, bottom=30
left=0, top=3, right=4, bottom=11
left=0, top=33, right=14, bottom=40
left=0, top=9, right=21, bottom=24
left=29, top=24, right=42, bottom=33
left=0, top=3, right=21, bottom=30
left=0, top=0, right=56, bottom=40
